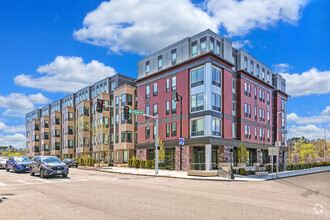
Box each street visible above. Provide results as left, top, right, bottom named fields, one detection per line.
left=0, top=168, right=329, bottom=220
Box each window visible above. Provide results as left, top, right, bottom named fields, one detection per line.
left=44, top=132, right=49, bottom=139
left=68, top=126, right=73, bottom=135
left=44, top=144, right=49, bottom=151
left=68, top=112, right=73, bottom=121
left=255, top=107, right=257, bottom=120
left=146, top=85, right=150, bottom=99
left=115, top=96, right=119, bottom=107
left=172, top=99, right=176, bottom=114
left=145, top=127, right=150, bottom=140
left=121, top=132, right=126, bottom=142
left=267, top=111, right=270, bottom=123
left=244, top=57, right=248, bottom=69
left=244, top=82, right=247, bottom=95
left=172, top=76, right=176, bottom=91
left=281, top=100, right=286, bottom=112
left=153, top=126, right=156, bottom=139
left=212, top=67, right=221, bottom=87
left=151, top=83, right=157, bottom=97
left=249, top=126, right=251, bottom=139
left=244, top=104, right=248, bottom=117
left=121, top=94, right=126, bottom=106
left=200, top=37, right=206, bottom=52
left=267, top=93, right=270, bottom=104
left=146, top=61, right=150, bottom=73
left=104, top=117, right=109, bottom=128
left=259, top=89, right=262, bottom=101
left=55, top=129, right=60, bottom=138
left=262, top=91, right=265, bottom=102
left=210, top=37, right=214, bottom=52
left=232, top=79, right=236, bottom=93
left=212, top=118, right=221, bottom=136
left=127, top=94, right=133, bottom=106
left=212, top=93, right=221, bottom=111
left=232, top=123, right=237, bottom=138
left=111, top=82, right=116, bottom=91
left=267, top=130, right=270, bottom=142
left=158, top=56, right=163, bottom=69
left=248, top=84, right=251, bottom=97
left=255, top=86, right=257, bottom=99
left=115, top=114, right=119, bottom=125
left=250, top=60, right=254, bottom=72
left=216, top=41, right=220, bottom=55
left=256, top=64, right=259, bottom=77
left=267, top=71, right=270, bottom=83
left=248, top=105, right=251, bottom=118
left=171, top=49, right=177, bottom=63
left=191, top=118, right=204, bottom=136
left=259, top=128, right=262, bottom=140
left=191, top=41, right=197, bottom=57
left=262, top=68, right=265, bottom=80
left=255, top=127, right=257, bottom=140
left=166, top=101, right=170, bottom=115
left=45, top=120, right=49, bottom=128
left=55, top=142, right=60, bottom=150
left=259, top=109, right=262, bottom=121
left=55, top=117, right=60, bottom=125
left=104, top=134, right=109, bottom=145
left=191, top=93, right=204, bottom=112
left=123, top=151, right=128, bottom=163
left=166, top=123, right=170, bottom=137
left=282, top=116, right=285, bottom=129
left=171, top=122, right=177, bottom=137
left=145, top=106, right=150, bottom=119
left=263, top=110, right=265, bottom=121
left=35, top=134, right=39, bottom=141
left=191, top=67, right=204, bottom=87
left=166, top=78, right=170, bottom=92
left=232, top=101, right=237, bottom=115
left=244, top=125, right=248, bottom=138
left=263, top=129, right=265, bottom=140
left=115, top=133, right=119, bottom=143
left=153, top=104, right=158, bottom=116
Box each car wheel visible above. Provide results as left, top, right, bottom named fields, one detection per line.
left=30, top=168, right=34, bottom=176
left=40, top=169, right=45, bottom=178
left=13, top=166, right=16, bottom=173
left=5, top=166, right=9, bottom=172
left=62, top=174, right=68, bottom=178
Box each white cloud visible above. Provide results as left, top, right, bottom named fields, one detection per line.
left=208, top=0, right=308, bottom=36
left=14, top=56, right=116, bottom=93
left=0, top=133, right=26, bottom=148
left=281, top=68, right=330, bottom=97
left=0, top=93, right=50, bottom=118
left=74, top=0, right=307, bottom=54
left=273, top=63, right=291, bottom=73
left=287, top=106, right=330, bottom=125
left=0, top=122, right=25, bottom=134
left=288, top=125, right=327, bottom=140
left=232, top=40, right=251, bottom=49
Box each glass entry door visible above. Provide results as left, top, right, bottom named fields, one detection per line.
left=193, top=147, right=205, bottom=170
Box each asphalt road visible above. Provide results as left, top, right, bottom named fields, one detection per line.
left=0, top=168, right=329, bottom=220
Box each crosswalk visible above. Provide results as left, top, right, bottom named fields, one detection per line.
left=0, top=172, right=89, bottom=187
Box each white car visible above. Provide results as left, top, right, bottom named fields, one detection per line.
left=0, top=157, right=9, bottom=168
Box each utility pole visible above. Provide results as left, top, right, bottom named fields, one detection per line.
left=276, top=111, right=284, bottom=178
left=325, top=128, right=327, bottom=162
left=175, top=92, right=183, bottom=170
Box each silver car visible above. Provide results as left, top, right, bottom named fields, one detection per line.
left=0, top=157, right=9, bottom=168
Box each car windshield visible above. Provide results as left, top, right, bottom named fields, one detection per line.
left=41, top=157, right=62, bottom=163
left=14, top=157, right=30, bottom=162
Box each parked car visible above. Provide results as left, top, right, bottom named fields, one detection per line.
left=62, top=159, right=79, bottom=168
left=5, top=156, right=30, bottom=173
left=30, top=156, right=69, bottom=178
left=0, top=157, right=9, bottom=168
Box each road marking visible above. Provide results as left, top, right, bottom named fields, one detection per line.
left=15, top=180, right=33, bottom=185
left=33, top=178, right=53, bottom=183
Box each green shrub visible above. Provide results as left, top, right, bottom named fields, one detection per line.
left=239, top=168, right=247, bottom=175
left=266, top=165, right=271, bottom=171
left=140, top=160, right=146, bottom=168
left=128, top=159, right=133, bottom=167
left=132, top=159, right=140, bottom=168
left=232, top=168, right=237, bottom=174
left=77, top=158, right=84, bottom=166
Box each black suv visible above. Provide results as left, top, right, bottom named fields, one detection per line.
left=62, top=159, right=79, bottom=168
left=30, top=156, right=69, bottom=178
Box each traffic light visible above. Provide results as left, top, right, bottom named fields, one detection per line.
left=96, top=99, right=103, bottom=113
left=123, top=106, right=130, bottom=120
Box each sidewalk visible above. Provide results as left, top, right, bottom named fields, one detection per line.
left=96, top=166, right=330, bottom=182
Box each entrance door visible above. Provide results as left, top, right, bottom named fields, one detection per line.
left=193, top=147, right=205, bottom=170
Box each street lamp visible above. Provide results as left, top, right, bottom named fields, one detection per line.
left=276, top=111, right=285, bottom=178
left=175, top=92, right=183, bottom=170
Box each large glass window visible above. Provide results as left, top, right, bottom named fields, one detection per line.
left=145, top=61, right=150, bottom=73
left=244, top=82, right=247, bottom=95
left=210, top=37, right=214, bottom=52
left=127, top=94, right=133, bottom=106
left=145, top=127, right=150, bottom=140
left=115, top=96, right=119, bottom=107
left=166, top=101, right=170, bottom=115
left=153, top=126, right=156, bottom=139
left=153, top=104, right=158, bottom=116
left=212, top=118, right=221, bottom=136
left=172, top=99, right=176, bottom=114
left=244, top=56, right=248, bottom=69
left=191, top=93, right=204, bottom=112
left=216, top=41, right=220, bottom=55
left=200, top=37, right=206, bottom=52
left=166, top=123, right=170, bottom=137
left=166, top=78, right=170, bottom=92
left=212, top=67, right=221, bottom=87
left=250, top=60, right=254, bottom=72
left=212, top=93, right=221, bottom=111
left=191, top=67, right=204, bottom=87
left=191, top=118, right=204, bottom=136
left=146, top=85, right=150, bottom=99
left=232, top=79, right=236, bottom=93
left=121, top=94, right=126, bottom=106
left=172, top=76, right=176, bottom=91
left=191, top=41, right=197, bottom=57
left=232, top=123, right=237, bottom=138
left=123, top=151, right=128, bottom=163
left=171, top=49, right=177, bottom=63
left=158, top=55, right=163, bottom=69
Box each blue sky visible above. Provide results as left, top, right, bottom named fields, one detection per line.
left=0, top=0, right=329, bottom=148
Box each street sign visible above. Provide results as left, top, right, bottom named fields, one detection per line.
left=179, top=138, right=184, bottom=145
left=268, top=147, right=277, bottom=156
left=129, top=109, right=144, bottom=115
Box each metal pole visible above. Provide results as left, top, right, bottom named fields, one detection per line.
left=155, top=116, right=159, bottom=175
left=276, top=111, right=282, bottom=178
left=325, top=128, right=327, bottom=162
left=180, top=96, right=182, bottom=170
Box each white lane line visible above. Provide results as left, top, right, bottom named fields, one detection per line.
left=15, top=180, right=33, bottom=185
left=0, top=182, right=7, bottom=186
left=33, top=178, right=53, bottom=183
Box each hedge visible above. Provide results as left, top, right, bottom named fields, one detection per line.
left=128, top=158, right=155, bottom=169
left=287, top=161, right=330, bottom=171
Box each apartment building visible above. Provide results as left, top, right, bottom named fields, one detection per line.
left=26, top=74, right=136, bottom=166
left=135, top=29, right=289, bottom=171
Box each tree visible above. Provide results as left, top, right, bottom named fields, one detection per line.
left=157, top=137, right=165, bottom=163
left=80, top=153, right=91, bottom=167
left=237, top=142, right=248, bottom=167
left=299, top=143, right=316, bottom=160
